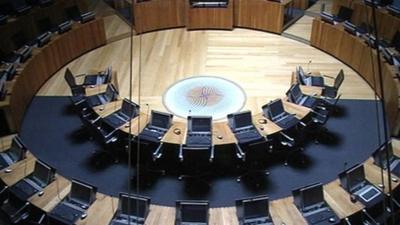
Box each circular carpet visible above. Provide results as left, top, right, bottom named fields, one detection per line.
left=163, top=76, right=246, bottom=120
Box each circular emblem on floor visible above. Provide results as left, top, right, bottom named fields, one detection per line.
left=163, top=76, right=246, bottom=119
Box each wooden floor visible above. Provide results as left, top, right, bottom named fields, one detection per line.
left=38, top=27, right=375, bottom=116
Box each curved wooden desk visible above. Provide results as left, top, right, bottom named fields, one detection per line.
left=92, top=98, right=312, bottom=146
left=8, top=18, right=107, bottom=131
left=310, top=18, right=399, bottom=133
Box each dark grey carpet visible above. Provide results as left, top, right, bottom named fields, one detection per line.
left=20, top=96, right=386, bottom=207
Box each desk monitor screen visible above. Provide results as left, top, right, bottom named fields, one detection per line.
left=181, top=203, right=208, bottom=223
left=267, top=99, right=285, bottom=120
left=346, top=164, right=365, bottom=192
left=373, top=142, right=394, bottom=169
left=233, top=111, right=253, bottom=129
left=33, top=160, right=55, bottom=186
left=8, top=136, right=27, bottom=162
left=290, top=84, right=302, bottom=102
left=121, top=99, right=139, bottom=119
left=337, top=6, right=353, bottom=21
left=119, top=193, right=149, bottom=218
left=391, top=31, right=400, bottom=51
left=300, top=183, right=324, bottom=211
left=242, top=196, right=269, bottom=220
left=70, top=179, right=97, bottom=206
left=151, top=111, right=172, bottom=129
left=190, top=117, right=212, bottom=132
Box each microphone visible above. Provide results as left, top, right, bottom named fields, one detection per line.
left=307, top=60, right=312, bottom=74
left=145, top=103, right=150, bottom=125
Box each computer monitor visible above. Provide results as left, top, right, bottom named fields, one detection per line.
left=242, top=196, right=269, bottom=220
left=232, top=111, right=253, bottom=129
left=118, top=193, right=150, bottom=218
left=345, top=164, right=365, bottom=193
left=336, top=6, right=353, bottom=21
left=69, top=179, right=97, bottom=206
left=8, top=136, right=27, bottom=162
left=373, top=141, right=394, bottom=169
left=121, top=98, right=139, bottom=119
left=300, top=183, right=324, bottom=211
left=264, top=99, right=285, bottom=120
left=391, top=31, right=400, bottom=51
left=289, top=84, right=302, bottom=103
left=189, top=116, right=212, bottom=133
left=179, top=202, right=208, bottom=223
left=32, top=160, right=55, bottom=186
left=0, top=73, right=6, bottom=101
left=150, top=111, right=172, bottom=129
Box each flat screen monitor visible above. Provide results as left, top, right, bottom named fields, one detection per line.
left=150, top=111, right=172, bottom=129
left=346, top=164, right=365, bottom=192
left=32, top=160, right=54, bottom=186
left=70, top=179, right=97, bottom=205
left=300, top=183, right=324, bottom=211
left=290, top=84, right=302, bottom=102
left=190, top=117, right=212, bottom=132
left=233, top=111, right=253, bottom=129
left=267, top=99, right=285, bottom=120
left=119, top=193, right=149, bottom=218
left=242, top=196, right=269, bottom=220
left=391, top=31, right=400, bottom=51
left=373, top=142, right=394, bottom=168
left=337, top=6, right=353, bottom=21
left=8, top=136, right=26, bottom=162
left=180, top=202, right=208, bottom=223
left=121, top=99, right=139, bottom=119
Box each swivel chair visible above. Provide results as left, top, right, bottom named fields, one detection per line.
left=175, top=200, right=209, bottom=225
left=0, top=193, right=30, bottom=224
left=296, top=66, right=325, bottom=87
left=321, top=70, right=344, bottom=99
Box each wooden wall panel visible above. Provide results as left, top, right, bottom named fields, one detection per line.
left=186, top=0, right=233, bottom=30
left=234, top=0, right=289, bottom=34
left=310, top=18, right=399, bottom=133
left=10, top=19, right=107, bottom=131
left=133, top=0, right=185, bottom=34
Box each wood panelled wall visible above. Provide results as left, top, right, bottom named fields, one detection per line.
left=10, top=19, right=107, bottom=131
left=133, top=0, right=292, bottom=34
left=310, top=18, right=399, bottom=133
left=0, top=0, right=89, bottom=55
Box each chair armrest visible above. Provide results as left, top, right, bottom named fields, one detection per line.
left=152, top=142, right=164, bottom=161
left=235, top=143, right=245, bottom=161
left=178, top=145, right=183, bottom=162
left=209, top=146, right=214, bottom=163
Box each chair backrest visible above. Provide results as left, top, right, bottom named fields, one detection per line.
left=64, top=68, right=76, bottom=88
left=334, top=70, right=344, bottom=89
left=235, top=195, right=270, bottom=222
left=69, top=179, right=97, bottom=206
left=337, top=6, right=353, bottom=21
left=176, top=200, right=209, bottom=224
left=104, top=66, right=113, bottom=83
left=228, top=110, right=254, bottom=131
left=8, top=136, right=27, bottom=162
left=150, top=110, right=173, bottom=129
left=117, top=193, right=150, bottom=219
left=292, top=183, right=325, bottom=212
left=262, top=99, right=285, bottom=121
left=71, top=86, right=86, bottom=97
left=121, top=98, right=140, bottom=119
left=338, top=164, right=365, bottom=193
left=187, top=116, right=212, bottom=134
left=32, top=160, right=55, bottom=186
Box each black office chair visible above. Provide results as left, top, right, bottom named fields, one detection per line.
left=321, top=70, right=344, bottom=99
left=0, top=135, right=27, bottom=170
left=235, top=195, right=273, bottom=225
left=92, top=117, right=120, bottom=146
left=175, top=200, right=209, bottom=225
left=109, top=193, right=150, bottom=225
left=292, top=183, right=339, bottom=225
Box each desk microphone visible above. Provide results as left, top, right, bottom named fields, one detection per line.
left=307, top=60, right=312, bottom=74
left=144, top=103, right=150, bottom=125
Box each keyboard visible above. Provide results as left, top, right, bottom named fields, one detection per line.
left=275, top=115, right=299, bottom=130
left=186, top=134, right=212, bottom=146
left=305, top=209, right=335, bottom=224
left=235, top=129, right=263, bottom=143
left=10, top=180, right=39, bottom=200
left=299, top=96, right=317, bottom=108
left=139, top=128, right=164, bottom=142
left=50, top=202, right=84, bottom=224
